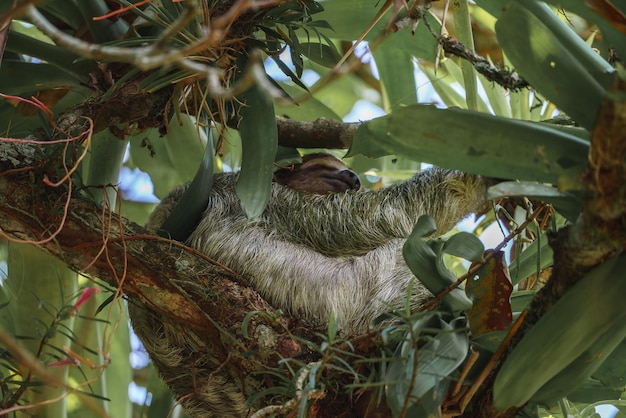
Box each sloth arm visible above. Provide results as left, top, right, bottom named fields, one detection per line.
left=265, top=168, right=488, bottom=256
left=148, top=168, right=488, bottom=258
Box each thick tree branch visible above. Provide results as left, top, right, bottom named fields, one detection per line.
left=0, top=140, right=302, bottom=358
left=0, top=140, right=380, bottom=416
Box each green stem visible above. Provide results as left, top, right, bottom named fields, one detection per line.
left=452, top=0, right=479, bottom=111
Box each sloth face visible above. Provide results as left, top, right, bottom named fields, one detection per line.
left=273, top=153, right=361, bottom=194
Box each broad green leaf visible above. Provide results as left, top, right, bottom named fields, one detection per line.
left=6, top=30, right=95, bottom=81
left=299, top=42, right=342, bottom=68
left=402, top=217, right=443, bottom=292
left=489, top=181, right=583, bottom=221
left=316, top=0, right=390, bottom=41
left=373, top=46, right=417, bottom=111
left=495, top=0, right=615, bottom=130
left=532, top=319, right=626, bottom=405
left=164, top=114, right=208, bottom=181
left=159, top=130, right=214, bottom=241
left=317, top=0, right=438, bottom=60
left=129, top=132, right=182, bottom=199
left=472, top=330, right=509, bottom=352
left=236, top=81, right=279, bottom=219
left=349, top=105, right=589, bottom=185
left=541, top=0, right=626, bottom=61
left=40, top=0, right=86, bottom=29
left=494, top=254, right=626, bottom=410
left=275, top=82, right=341, bottom=121
left=118, top=200, right=157, bottom=226
left=74, top=0, right=129, bottom=43
left=440, top=232, right=484, bottom=262
left=128, top=116, right=206, bottom=199
left=403, top=217, right=474, bottom=313
left=0, top=61, right=85, bottom=95
left=510, top=290, right=536, bottom=312
left=592, top=336, right=626, bottom=389
left=386, top=317, right=469, bottom=415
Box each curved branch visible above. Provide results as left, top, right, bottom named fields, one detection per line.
left=0, top=140, right=295, bottom=347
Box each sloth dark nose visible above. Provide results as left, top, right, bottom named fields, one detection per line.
left=339, top=169, right=361, bottom=191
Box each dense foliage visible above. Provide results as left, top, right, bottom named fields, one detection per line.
left=0, top=0, right=625, bottom=417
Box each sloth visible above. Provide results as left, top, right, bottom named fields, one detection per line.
left=143, top=153, right=489, bottom=334
left=130, top=153, right=489, bottom=417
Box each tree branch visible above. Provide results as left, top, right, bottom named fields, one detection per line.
left=276, top=116, right=359, bottom=149
left=0, top=139, right=301, bottom=362
left=0, top=140, right=377, bottom=416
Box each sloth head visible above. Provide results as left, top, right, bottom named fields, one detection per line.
left=273, top=153, right=361, bottom=194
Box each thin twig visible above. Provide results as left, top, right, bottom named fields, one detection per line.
left=418, top=204, right=551, bottom=312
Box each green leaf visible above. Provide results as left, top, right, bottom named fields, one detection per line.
left=236, top=80, right=279, bottom=219
left=591, top=335, right=626, bottom=389
left=541, top=0, right=626, bottom=62
left=74, top=0, right=129, bottom=43
left=440, top=232, right=484, bottom=262
left=489, top=181, right=583, bottom=221
left=494, top=254, right=626, bottom=410
left=6, top=30, right=95, bottom=81
left=402, top=217, right=445, bottom=292
left=317, top=1, right=438, bottom=61
left=495, top=0, right=615, bottom=130
left=0, top=61, right=85, bottom=95
left=40, top=0, right=86, bottom=29
left=373, top=45, right=417, bottom=111
left=386, top=317, right=469, bottom=415
left=299, top=42, right=342, bottom=68
left=128, top=115, right=206, bottom=199
left=532, top=319, right=626, bottom=405
left=316, top=0, right=389, bottom=41
left=510, top=290, right=536, bottom=312
left=402, top=216, right=475, bottom=313
left=418, top=61, right=467, bottom=109
left=349, top=105, right=589, bottom=185
left=159, top=129, right=214, bottom=241
left=0, top=86, right=91, bottom=138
